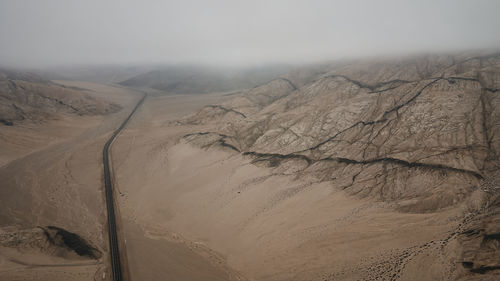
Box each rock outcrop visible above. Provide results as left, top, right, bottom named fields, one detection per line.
left=0, top=226, right=101, bottom=260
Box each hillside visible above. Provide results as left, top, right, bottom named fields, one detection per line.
left=120, top=65, right=291, bottom=94
left=0, top=68, right=121, bottom=125
left=181, top=52, right=500, bottom=279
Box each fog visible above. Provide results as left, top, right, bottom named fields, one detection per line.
left=1, top=0, right=500, bottom=68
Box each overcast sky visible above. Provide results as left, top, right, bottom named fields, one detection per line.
left=1, top=0, right=500, bottom=68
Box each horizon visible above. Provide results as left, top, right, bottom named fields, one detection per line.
left=2, top=48, right=499, bottom=73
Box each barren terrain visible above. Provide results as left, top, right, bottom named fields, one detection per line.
left=113, top=52, right=500, bottom=280
left=0, top=80, right=137, bottom=281
left=1, top=52, right=499, bottom=281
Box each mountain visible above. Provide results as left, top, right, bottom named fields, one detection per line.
left=120, top=64, right=292, bottom=94
left=0, top=68, right=121, bottom=125
left=183, top=52, right=500, bottom=279
left=47, top=65, right=155, bottom=84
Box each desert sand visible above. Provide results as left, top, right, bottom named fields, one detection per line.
left=110, top=94, right=489, bottom=281
left=0, top=83, right=246, bottom=281
left=0, top=81, right=139, bottom=281
left=111, top=53, right=500, bottom=281
left=1, top=53, right=499, bottom=281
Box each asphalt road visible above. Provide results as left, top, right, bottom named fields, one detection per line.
left=103, top=93, right=146, bottom=281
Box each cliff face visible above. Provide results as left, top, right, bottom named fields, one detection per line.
left=0, top=69, right=121, bottom=125
left=184, top=52, right=500, bottom=278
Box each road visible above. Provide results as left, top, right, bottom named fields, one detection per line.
left=103, top=93, right=146, bottom=281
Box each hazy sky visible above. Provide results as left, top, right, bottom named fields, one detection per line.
left=1, top=0, right=500, bottom=67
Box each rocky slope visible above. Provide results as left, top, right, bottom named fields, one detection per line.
left=0, top=68, right=121, bottom=125
left=183, top=52, right=500, bottom=279
left=0, top=225, right=101, bottom=260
